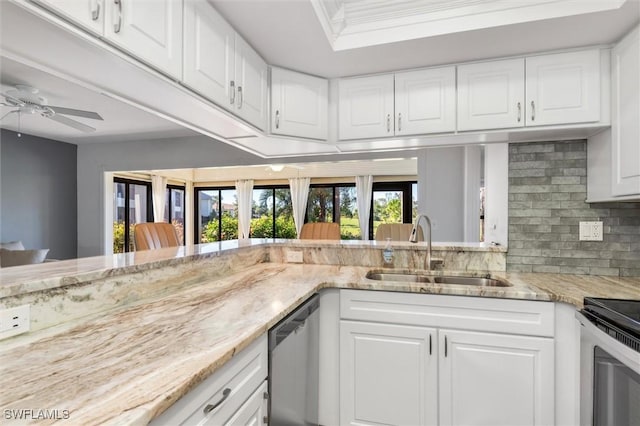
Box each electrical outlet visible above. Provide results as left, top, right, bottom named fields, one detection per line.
left=285, top=250, right=303, bottom=263
left=579, top=221, right=603, bottom=241
left=0, top=304, right=30, bottom=340
left=591, top=222, right=603, bottom=241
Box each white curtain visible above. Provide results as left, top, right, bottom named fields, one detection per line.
left=356, top=175, right=373, bottom=240
left=236, top=179, right=254, bottom=239
left=151, top=175, right=167, bottom=222
left=289, top=177, right=311, bottom=237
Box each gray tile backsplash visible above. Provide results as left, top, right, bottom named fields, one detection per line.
left=507, top=141, right=640, bottom=276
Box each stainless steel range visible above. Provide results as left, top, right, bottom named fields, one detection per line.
left=576, top=298, right=640, bottom=426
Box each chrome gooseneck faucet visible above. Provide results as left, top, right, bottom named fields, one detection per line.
left=409, top=214, right=432, bottom=271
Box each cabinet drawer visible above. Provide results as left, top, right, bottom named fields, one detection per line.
left=340, top=290, right=554, bottom=337
left=151, top=334, right=267, bottom=425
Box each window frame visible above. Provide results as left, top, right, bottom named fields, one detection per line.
left=113, top=177, right=153, bottom=253
left=165, top=184, right=186, bottom=244
left=370, top=181, right=417, bottom=240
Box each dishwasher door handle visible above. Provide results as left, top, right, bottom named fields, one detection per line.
left=269, top=294, right=320, bottom=351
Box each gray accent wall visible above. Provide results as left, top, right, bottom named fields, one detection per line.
left=0, top=129, right=77, bottom=259
left=507, top=141, right=640, bottom=276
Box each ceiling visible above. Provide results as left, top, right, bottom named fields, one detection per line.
left=211, top=0, right=640, bottom=78
left=0, top=56, right=198, bottom=145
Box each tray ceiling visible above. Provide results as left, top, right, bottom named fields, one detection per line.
left=311, top=0, right=628, bottom=51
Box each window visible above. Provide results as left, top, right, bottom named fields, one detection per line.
left=113, top=178, right=152, bottom=253
left=370, top=181, right=416, bottom=240
left=306, top=184, right=359, bottom=240
left=251, top=187, right=296, bottom=238
left=195, top=188, right=238, bottom=243
left=165, top=185, right=185, bottom=244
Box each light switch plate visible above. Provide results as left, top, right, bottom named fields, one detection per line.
left=0, top=304, right=30, bottom=340
left=285, top=250, right=303, bottom=263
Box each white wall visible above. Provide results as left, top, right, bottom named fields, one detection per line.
left=77, top=135, right=399, bottom=257
left=417, top=147, right=466, bottom=242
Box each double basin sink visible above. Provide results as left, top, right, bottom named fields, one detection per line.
left=366, top=270, right=511, bottom=287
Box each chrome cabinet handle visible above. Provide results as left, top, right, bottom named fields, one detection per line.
left=91, top=0, right=100, bottom=20
left=517, top=102, right=521, bottom=122
left=275, top=110, right=280, bottom=129
left=386, top=114, right=391, bottom=132
left=531, top=100, right=535, bottom=121
left=113, top=0, right=122, bottom=33
left=230, top=81, right=235, bottom=105
left=398, top=113, right=402, bottom=132
left=203, top=388, right=231, bottom=414
left=429, top=334, right=432, bottom=355
left=237, top=86, right=243, bottom=109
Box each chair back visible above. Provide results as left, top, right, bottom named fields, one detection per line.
left=299, top=222, right=341, bottom=240
left=134, top=223, right=180, bottom=251
left=375, top=223, right=423, bottom=242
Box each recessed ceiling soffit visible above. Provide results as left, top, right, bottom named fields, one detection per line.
left=310, top=0, right=628, bottom=51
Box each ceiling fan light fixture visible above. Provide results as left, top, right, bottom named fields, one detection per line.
left=269, top=164, right=285, bottom=172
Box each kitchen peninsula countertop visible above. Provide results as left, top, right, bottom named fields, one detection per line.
left=0, top=242, right=638, bottom=425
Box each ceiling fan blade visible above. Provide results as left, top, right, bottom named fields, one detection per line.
left=47, top=114, right=96, bottom=133
left=48, top=106, right=103, bottom=120
left=1, top=92, right=26, bottom=107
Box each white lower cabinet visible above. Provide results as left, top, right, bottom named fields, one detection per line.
left=439, top=329, right=555, bottom=426
left=151, top=335, right=267, bottom=426
left=339, top=290, right=555, bottom=426
left=340, top=321, right=438, bottom=426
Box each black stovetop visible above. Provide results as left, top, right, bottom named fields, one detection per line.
left=582, top=298, right=640, bottom=351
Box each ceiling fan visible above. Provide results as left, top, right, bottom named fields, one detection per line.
left=0, top=84, right=103, bottom=133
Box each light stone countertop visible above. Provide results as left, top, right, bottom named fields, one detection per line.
left=0, top=248, right=638, bottom=425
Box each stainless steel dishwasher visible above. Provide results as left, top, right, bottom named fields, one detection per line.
left=268, top=294, right=320, bottom=426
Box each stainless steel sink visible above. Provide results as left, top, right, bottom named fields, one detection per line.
left=365, top=270, right=511, bottom=287
left=365, top=271, right=432, bottom=283
left=432, top=276, right=510, bottom=287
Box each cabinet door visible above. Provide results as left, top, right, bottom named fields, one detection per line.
left=234, top=35, right=268, bottom=131
left=439, top=329, right=554, bottom=426
left=32, top=0, right=104, bottom=34
left=611, top=26, right=640, bottom=196
left=457, top=58, right=524, bottom=131
left=395, top=67, right=456, bottom=136
left=271, top=67, right=328, bottom=140
left=183, top=0, right=235, bottom=110
left=104, top=0, right=182, bottom=79
left=221, top=381, right=267, bottom=426
left=526, top=50, right=600, bottom=126
left=339, top=74, right=394, bottom=140
left=340, top=321, right=438, bottom=426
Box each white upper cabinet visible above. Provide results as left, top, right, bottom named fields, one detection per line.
left=32, top=0, right=105, bottom=34
left=234, top=35, right=268, bottom=131
left=339, top=74, right=395, bottom=140
left=183, top=0, right=234, bottom=108
left=439, top=329, right=554, bottom=426
left=183, top=0, right=266, bottom=130
left=271, top=67, right=328, bottom=140
left=457, top=58, right=525, bottom=131
left=31, top=0, right=183, bottom=78
left=339, top=69, right=456, bottom=140
left=611, top=26, right=640, bottom=196
left=395, top=67, right=456, bottom=136
left=103, top=0, right=183, bottom=79
left=526, top=50, right=601, bottom=126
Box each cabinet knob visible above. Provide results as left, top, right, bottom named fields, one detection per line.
left=113, top=0, right=122, bottom=33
